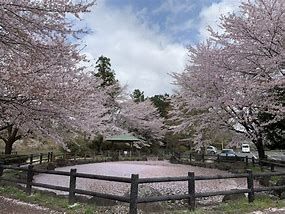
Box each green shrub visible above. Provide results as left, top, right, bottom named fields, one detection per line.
left=0, top=155, right=29, bottom=165
left=55, top=158, right=68, bottom=167
left=65, top=136, right=90, bottom=156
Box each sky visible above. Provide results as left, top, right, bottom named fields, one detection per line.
left=79, top=0, right=241, bottom=96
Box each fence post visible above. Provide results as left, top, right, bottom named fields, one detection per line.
left=177, top=153, right=181, bottom=160
left=252, top=157, right=255, bottom=166
left=271, top=164, right=275, bottom=172
left=202, top=153, right=205, bottom=162
left=26, top=165, right=34, bottom=195
left=246, top=156, right=249, bottom=167
left=188, top=172, right=195, bottom=211
left=129, top=174, right=139, bottom=214
left=50, top=152, right=54, bottom=162
left=29, top=154, right=33, bottom=165
left=47, top=152, right=50, bottom=162
left=0, top=161, right=4, bottom=176
left=39, top=153, right=43, bottom=164
left=217, top=154, right=220, bottom=162
left=246, top=169, right=254, bottom=203
left=189, top=153, right=192, bottom=163
left=69, top=168, right=77, bottom=204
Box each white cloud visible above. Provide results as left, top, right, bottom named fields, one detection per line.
left=81, top=1, right=186, bottom=96
left=198, top=0, right=241, bottom=40
left=153, top=0, right=194, bottom=14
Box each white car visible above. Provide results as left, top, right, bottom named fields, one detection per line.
left=241, top=144, right=250, bottom=153
left=206, top=146, right=217, bottom=155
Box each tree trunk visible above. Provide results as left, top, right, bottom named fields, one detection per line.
left=255, top=138, right=266, bottom=160
left=2, top=125, right=21, bottom=155
left=4, top=142, right=13, bottom=155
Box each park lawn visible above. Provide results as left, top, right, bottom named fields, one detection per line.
left=0, top=185, right=99, bottom=214
left=175, top=195, right=285, bottom=214
left=1, top=184, right=285, bottom=214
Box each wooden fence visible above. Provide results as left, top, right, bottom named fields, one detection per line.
left=178, top=152, right=256, bottom=163
left=26, top=152, right=54, bottom=165
left=0, top=152, right=54, bottom=166
left=1, top=163, right=285, bottom=214
left=181, top=152, right=283, bottom=172
left=1, top=151, right=17, bottom=155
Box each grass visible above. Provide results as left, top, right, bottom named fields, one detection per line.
left=0, top=185, right=100, bottom=214
left=175, top=195, right=285, bottom=214
left=247, top=165, right=264, bottom=173
left=1, top=169, right=26, bottom=180
left=1, top=183, right=285, bottom=214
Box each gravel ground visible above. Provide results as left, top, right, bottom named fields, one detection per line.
left=34, top=160, right=256, bottom=205
left=0, top=196, right=62, bottom=214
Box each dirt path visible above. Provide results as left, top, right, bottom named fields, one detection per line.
left=0, top=196, right=62, bottom=214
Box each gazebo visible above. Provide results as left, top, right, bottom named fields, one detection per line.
left=105, top=134, right=143, bottom=152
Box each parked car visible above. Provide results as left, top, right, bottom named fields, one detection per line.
left=206, top=146, right=217, bottom=155
left=219, top=149, right=236, bottom=157
left=241, top=143, right=250, bottom=153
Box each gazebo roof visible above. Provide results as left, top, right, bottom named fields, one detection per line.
left=105, top=134, right=141, bottom=142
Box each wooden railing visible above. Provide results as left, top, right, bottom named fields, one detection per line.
left=1, top=151, right=17, bottom=155
left=27, top=152, right=54, bottom=165
left=185, top=153, right=285, bottom=172
left=1, top=163, right=285, bottom=214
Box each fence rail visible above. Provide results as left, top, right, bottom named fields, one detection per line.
left=4, top=150, right=280, bottom=173
left=1, top=163, right=285, bottom=214
left=176, top=152, right=285, bottom=173
left=0, top=152, right=54, bottom=166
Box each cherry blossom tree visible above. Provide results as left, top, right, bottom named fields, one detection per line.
left=0, top=0, right=118, bottom=154
left=0, top=0, right=94, bottom=64
left=115, top=99, right=165, bottom=143
left=172, top=0, right=285, bottom=159
left=0, top=60, right=113, bottom=154
left=0, top=0, right=166, bottom=154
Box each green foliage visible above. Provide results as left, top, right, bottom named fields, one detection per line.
left=65, top=135, right=90, bottom=156
left=258, top=85, right=285, bottom=149
left=0, top=154, right=29, bottom=165
left=95, top=55, right=116, bottom=87
left=149, top=94, right=170, bottom=118
left=131, top=89, right=145, bottom=103
left=88, top=134, right=104, bottom=152
left=148, top=143, right=161, bottom=155
left=261, top=111, right=285, bottom=149
left=163, top=129, right=192, bottom=152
